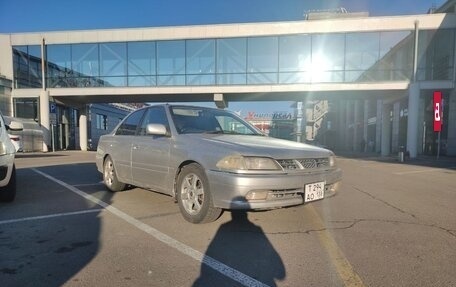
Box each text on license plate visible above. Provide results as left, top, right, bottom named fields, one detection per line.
left=304, top=181, right=325, bottom=202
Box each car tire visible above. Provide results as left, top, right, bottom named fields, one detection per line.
left=103, top=156, right=126, bottom=192
left=176, top=163, right=222, bottom=224
left=0, top=165, right=16, bottom=202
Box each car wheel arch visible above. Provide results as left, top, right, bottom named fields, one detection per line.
left=173, top=160, right=205, bottom=198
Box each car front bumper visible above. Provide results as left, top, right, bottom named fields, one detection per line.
left=206, top=167, right=342, bottom=210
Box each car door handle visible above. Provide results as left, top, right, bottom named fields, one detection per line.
left=132, top=145, right=139, bottom=150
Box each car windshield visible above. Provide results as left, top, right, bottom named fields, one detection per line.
left=170, top=106, right=261, bottom=135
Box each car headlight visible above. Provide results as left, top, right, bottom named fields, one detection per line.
left=216, top=155, right=281, bottom=171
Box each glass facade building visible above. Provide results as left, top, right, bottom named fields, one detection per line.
left=12, top=29, right=456, bottom=89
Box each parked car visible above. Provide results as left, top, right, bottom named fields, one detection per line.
left=96, top=105, right=342, bottom=223
left=0, top=114, right=23, bottom=202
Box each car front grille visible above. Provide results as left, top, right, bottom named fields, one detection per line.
left=277, top=158, right=330, bottom=170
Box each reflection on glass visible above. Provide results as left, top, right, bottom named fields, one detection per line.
left=100, top=43, right=127, bottom=76
left=186, top=39, right=215, bottom=74
left=47, top=44, right=72, bottom=87
left=248, top=37, right=278, bottom=73
left=186, top=74, right=215, bottom=86
left=12, top=45, right=42, bottom=88
left=128, top=41, right=156, bottom=76
left=72, top=43, right=99, bottom=77
left=16, top=29, right=450, bottom=89
left=217, top=38, right=246, bottom=73
left=128, top=76, right=156, bottom=87
left=279, top=35, right=311, bottom=72
left=157, top=40, right=185, bottom=75
left=418, top=29, right=455, bottom=81
left=345, top=33, right=380, bottom=70
left=217, top=74, right=246, bottom=85
left=311, top=34, right=344, bottom=82
left=158, top=75, right=185, bottom=86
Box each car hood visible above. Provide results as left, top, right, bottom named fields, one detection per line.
left=179, top=134, right=332, bottom=159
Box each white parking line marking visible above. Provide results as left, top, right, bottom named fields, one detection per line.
left=32, top=168, right=270, bottom=287
left=394, top=167, right=456, bottom=175
left=0, top=209, right=103, bottom=225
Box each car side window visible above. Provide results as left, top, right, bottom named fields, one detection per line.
left=138, top=106, right=169, bottom=136
left=115, top=109, right=146, bottom=136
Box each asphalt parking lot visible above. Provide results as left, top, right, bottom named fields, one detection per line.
left=1, top=151, right=455, bottom=287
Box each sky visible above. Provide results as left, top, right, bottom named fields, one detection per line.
left=0, top=0, right=447, bottom=114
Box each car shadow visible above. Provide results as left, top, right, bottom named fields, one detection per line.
left=0, top=163, right=112, bottom=286
left=193, top=200, right=286, bottom=287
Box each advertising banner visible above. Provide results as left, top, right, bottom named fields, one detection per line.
left=433, top=91, right=442, bottom=132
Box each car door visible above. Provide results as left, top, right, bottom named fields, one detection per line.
left=131, top=106, right=172, bottom=193
left=111, top=109, right=146, bottom=184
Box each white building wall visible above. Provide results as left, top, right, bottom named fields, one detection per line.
left=0, top=35, right=13, bottom=80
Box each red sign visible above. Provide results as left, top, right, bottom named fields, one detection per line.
left=433, top=91, right=442, bottom=132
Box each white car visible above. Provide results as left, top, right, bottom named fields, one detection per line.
left=0, top=114, right=23, bottom=202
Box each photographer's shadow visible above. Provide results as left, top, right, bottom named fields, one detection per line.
left=193, top=201, right=285, bottom=287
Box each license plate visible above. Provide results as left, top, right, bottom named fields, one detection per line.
left=304, top=181, right=325, bottom=202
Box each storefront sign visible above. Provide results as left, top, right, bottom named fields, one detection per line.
left=433, top=91, right=442, bottom=132
left=245, top=111, right=294, bottom=121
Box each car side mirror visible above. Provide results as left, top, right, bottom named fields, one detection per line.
left=7, top=121, right=24, bottom=131
left=146, top=124, right=168, bottom=136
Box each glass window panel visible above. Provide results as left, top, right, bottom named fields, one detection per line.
left=312, top=34, right=345, bottom=72
left=217, top=38, right=246, bottom=73
left=157, top=75, right=185, bottom=86
left=247, top=73, right=277, bottom=84
left=100, top=43, right=127, bottom=77
left=279, top=35, right=311, bottom=72
left=186, top=74, right=215, bottom=86
left=345, top=32, right=380, bottom=70
left=99, top=77, right=127, bottom=87
left=418, top=29, right=455, bottom=81
left=157, top=40, right=185, bottom=75
left=217, top=73, right=246, bottom=85
left=248, top=37, right=278, bottom=73
left=12, top=46, right=29, bottom=88
left=72, top=43, right=99, bottom=77
left=128, top=41, right=156, bottom=76
left=47, top=45, right=71, bottom=74
left=186, top=39, right=215, bottom=74
left=279, top=72, right=311, bottom=84
left=376, top=31, right=414, bottom=81
left=47, top=44, right=72, bottom=88
left=128, top=76, right=156, bottom=87
left=312, top=71, right=344, bottom=83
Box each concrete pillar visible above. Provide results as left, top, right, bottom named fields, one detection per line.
left=338, top=100, right=346, bottom=150
left=346, top=100, right=352, bottom=151
left=39, top=90, right=50, bottom=148
left=406, top=83, right=420, bottom=158
left=392, top=101, right=401, bottom=153
left=353, top=100, right=360, bottom=151
left=375, top=99, right=382, bottom=153
left=79, top=106, right=88, bottom=151
left=214, top=93, right=228, bottom=109
left=363, top=100, right=369, bottom=152
left=381, top=104, right=392, bottom=156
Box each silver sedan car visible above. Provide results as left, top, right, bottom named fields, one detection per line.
left=96, top=105, right=342, bottom=223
